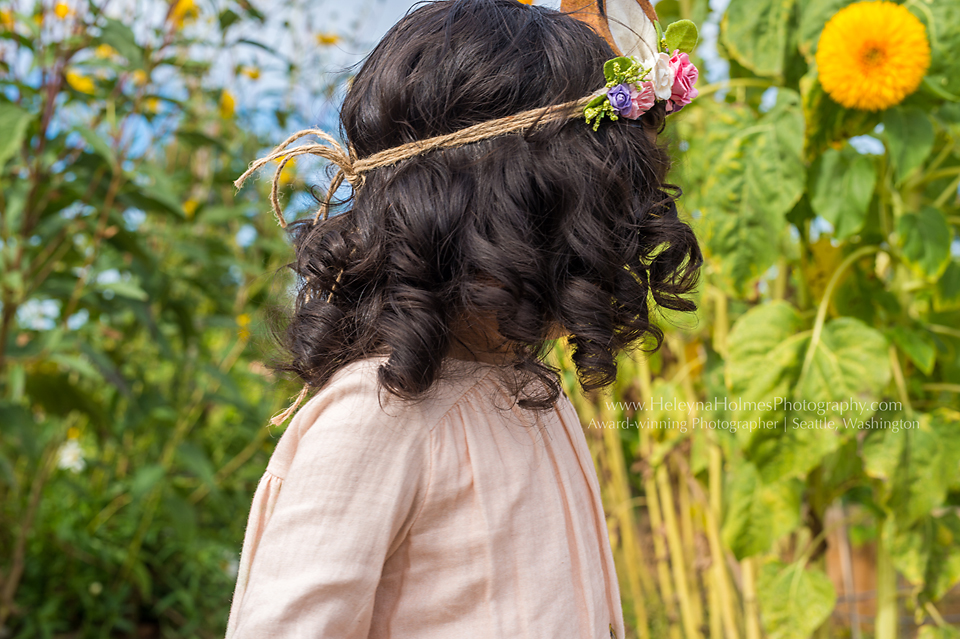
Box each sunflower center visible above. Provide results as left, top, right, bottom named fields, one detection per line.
left=859, top=44, right=887, bottom=69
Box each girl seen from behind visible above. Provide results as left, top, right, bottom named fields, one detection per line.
left=226, top=1, right=702, bottom=637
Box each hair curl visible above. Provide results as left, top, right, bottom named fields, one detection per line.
left=272, top=0, right=702, bottom=412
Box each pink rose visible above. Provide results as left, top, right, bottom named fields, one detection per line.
left=621, top=81, right=656, bottom=119
left=666, top=51, right=699, bottom=114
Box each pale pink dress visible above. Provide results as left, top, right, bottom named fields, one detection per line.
left=225, top=354, right=625, bottom=639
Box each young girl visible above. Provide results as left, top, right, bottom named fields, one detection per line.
left=226, top=1, right=701, bottom=637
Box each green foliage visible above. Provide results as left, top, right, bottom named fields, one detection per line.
left=721, top=463, right=801, bottom=559
left=0, top=1, right=347, bottom=636
left=3, top=0, right=960, bottom=637
left=756, top=560, right=836, bottom=639
left=898, top=207, right=952, bottom=280
left=720, top=0, right=795, bottom=78
left=691, top=89, right=805, bottom=296
left=603, top=0, right=960, bottom=635
left=809, top=145, right=876, bottom=239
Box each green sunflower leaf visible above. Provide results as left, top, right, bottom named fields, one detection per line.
left=664, top=19, right=699, bottom=55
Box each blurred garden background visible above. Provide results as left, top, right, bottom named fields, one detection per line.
left=1, top=0, right=958, bottom=637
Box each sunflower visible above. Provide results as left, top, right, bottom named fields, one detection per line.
left=816, top=1, right=930, bottom=112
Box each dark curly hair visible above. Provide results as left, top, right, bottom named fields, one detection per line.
left=273, top=0, right=702, bottom=412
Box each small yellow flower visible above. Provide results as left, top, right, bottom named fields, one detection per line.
left=67, top=426, right=80, bottom=439
left=54, top=3, right=71, bottom=19
left=241, top=65, right=260, bottom=80
left=144, top=97, right=161, bottom=113
left=65, top=70, right=95, bottom=94
left=277, top=160, right=295, bottom=186
left=131, top=69, right=148, bottom=86
left=182, top=198, right=199, bottom=218
left=237, top=313, right=252, bottom=339
left=0, top=10, right=14, bottom=30
left=95, top=44, right=117, bottom=58
left=33, top=13, right=43, bottom=26
left=316, top=33, right=340, bottom=46
left=219, top=90, right=236, bottom=120
left=816, top=1, right=930, bottom=111
left=170, top=0, right=199, bottom=28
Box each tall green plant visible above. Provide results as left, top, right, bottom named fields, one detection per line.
left=0, top=1, right=348, bottom=635
left=555, top=0, right=960, bottom=637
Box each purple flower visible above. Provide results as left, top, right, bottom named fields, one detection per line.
left=607, top=83, right=636, bottom=115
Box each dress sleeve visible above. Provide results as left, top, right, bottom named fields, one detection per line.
left=226, top=384, right=434, bottom=638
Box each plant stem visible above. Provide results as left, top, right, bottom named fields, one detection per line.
left=888, top=346, right=914, bottom=418
left=676, top=457, right=702, bottom=627
left=709, top=573, right=723, bottom=639
left=796, top=246, right=881, bottom=394
left=924, top=602, right=948, bottom=628
left=741, top=557, right=761, bottom=639
left=600, top=390, right=653, bottom=639
left=0, top=415, right=74, bottom=626
left=932, top=172, right=960, bottom=210
left=928, top=324, right=960, bottom=340
left=643, top=432, right=683, bottom=639
left=710, top=287, right=728, bottom=358
left=836, top=504, right=862, bottom=639
left=668, top=335, right=705, bottom=630
left=923, top=383, right=960, bottom=394
left=680, top=450, right=740, bottom=639
left=875, top=526, right=898, bottom=639
left=696, top=79, right=774, bottom=100
left=773, top=257, right=787, bottom=301
left=657, top=462, right=703, bottom=639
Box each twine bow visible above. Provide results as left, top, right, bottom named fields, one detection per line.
left=233, top=129, right=361, bottom=228
left=236, top=92, right=598, bottom=425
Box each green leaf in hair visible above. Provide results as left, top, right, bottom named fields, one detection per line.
left=603, top=57, right=635, bottom=84
left=664, top=19, right=699, bottom=54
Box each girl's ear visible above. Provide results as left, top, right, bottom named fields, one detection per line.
left=560, top=0, right=661, bottom=69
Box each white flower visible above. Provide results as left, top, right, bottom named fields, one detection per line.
left=652, top=52, right=675, bottom=101
left=57, top=439, right=85, bottom=473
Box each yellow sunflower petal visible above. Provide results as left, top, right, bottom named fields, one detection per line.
left=219, top=90, right=236, bottom=120
left=316, top=33, right=340, bottom=46
left=816, top=1, right=930, bottom=112
left=65, top=70, right=95, bottom=94
left=170, top=0, right=199, bottom=29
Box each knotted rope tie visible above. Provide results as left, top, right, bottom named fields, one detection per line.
left=237, top=93, right=598, bottom=425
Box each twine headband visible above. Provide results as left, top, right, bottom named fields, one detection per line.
left=232, top=94, right=596, bottom=230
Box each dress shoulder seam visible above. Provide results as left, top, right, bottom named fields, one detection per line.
left=262, top=468, right=284, bottom=482
left=428, top=365, right=499, bottom=433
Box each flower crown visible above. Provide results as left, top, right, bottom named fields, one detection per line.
left=584, top=19, right=700, bottom=131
